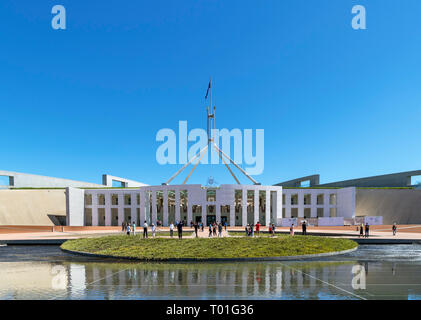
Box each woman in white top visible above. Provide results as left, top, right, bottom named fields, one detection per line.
left=151, top=223, right=156, bottom=237
left=169, top=223, right=174, bottom=238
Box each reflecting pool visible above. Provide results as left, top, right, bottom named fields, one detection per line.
left=1, top=245, right=421, bottom=300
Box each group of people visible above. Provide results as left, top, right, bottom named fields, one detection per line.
left=358, top=223, right=370, bottom=238
left=208, top=221, right=224, bottom=237
left=122, top=221, right=157, bottom=238
left=168, top=221, right=185, bottom=239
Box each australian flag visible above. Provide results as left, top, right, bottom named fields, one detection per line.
left=205, top=79, right=211, bottom=99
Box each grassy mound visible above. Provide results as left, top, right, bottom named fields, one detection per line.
left=61, top=235, right=357, bottom=261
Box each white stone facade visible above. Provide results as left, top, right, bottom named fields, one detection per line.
left=80, top=184, right=282, bottom=227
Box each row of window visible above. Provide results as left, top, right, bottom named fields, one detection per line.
left=85, top=190, right=279, bottom=206
left=283, top=193, right=337, bottom=206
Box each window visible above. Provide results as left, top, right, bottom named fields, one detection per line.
left=304, top=194, right=311, bottom=205
left=85, top=194, right=92, bottom=205
left=329, top=194, right=337, bottom=205
left=111, top=194, right=118, bottom=205
left=98, top=194, right=105, bottom=205
left=206, top=189, right=216, bottom=202
left=291, top=194, right=298, bottom=205
left=300, top=180, right=310, bottom=188
left=124, top=194, right=131, bottom=206
left=282, top=194, right=285, bottom=205
left=317, top=194, right=324, bottom=205
left=411, top=175, right=421, bottom=186
left=330, top=208, right=337, bottom=217
left=291, top=208, right=298, bottom=218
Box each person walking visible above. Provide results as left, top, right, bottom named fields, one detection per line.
left=250, top=224, right=254, bottom=237
left=272, top=223, right=276, bottom=235
left=218, top=223, right=223, bottom=237
left=143, top=220, right=148, bottom=238
left=256, top=221, right=260, bottom=236
left=122, top=221, right=126, bottom=232
left=245, top=224, right=249, bottom=237
left=201, top=222, right=204, bottom=232
left=290, top=224, right=294, bottom=236
left=194, top=222, right=199, bottom=238
left=151, top=223, right=156, bottom=238
left=224, top=221, right=227, bottom=231
left=209, top=224, right=213, bottom=237
left=268, top=224, right=272, bottom=235
left=365, top=223, right=370, bottom=238
left=302, top=219, right=307, bottom=236
left=126, top=224, right=131, bottom=236
left=177, top=221, right=183, bottom=239
left=392, top=223, right=397, bottom=236
left=359, top=223, right=364, bottom=238
left=132, top=221, right=136, bottom=236
left=169, top=222, right=174, bottom=238
left=213, top=223, right=217, bottom=236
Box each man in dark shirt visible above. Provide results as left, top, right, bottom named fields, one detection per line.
left=365, top=223, right=370, bottom=238
left=194, top=222, right=199, bottom=238
left=177, top=221, right=183, bottom=239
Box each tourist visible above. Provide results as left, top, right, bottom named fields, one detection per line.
left=365, top=223, right=370, bottom=238
left=169, top=222, right=174, bottom=238
left=302, top=219, right=307, bottom=236
left=255, top=221, right=260, bottom=236
left=272, top=223, right=276, bottom=235
left=290, top=224, right=294, bottom=236
left=218, top=223, right=223, bottom=237
left=143, top=220, right=148, bottom=238
left=268, top=224, right=272, bottom=235
left=122, top=221, right=126, bottom=232
left=359, top=223, right=364, bottom=238
left=194, top=222, right=199, bottom=238
left=224, top=221, right=227, bottom=231
left=392, top=223, right=397, bottom=236
left=209, top=224, right=212, bottom=237
left=213, top=223, right=217, bottom=236
left=126, top=224, right=131, bottom=236
left=151, top=223, right=156, bottom=238
left=201, top=222, right=204, bottom=232
left=247, top=224, right=251, bottom=237
left=177, top=221, right=183, bottom=239
left=245, top=225, right=249, bottom=236
left=250, top=224, right=254, bottom=237
left=132, top=221, right=136, bottom=236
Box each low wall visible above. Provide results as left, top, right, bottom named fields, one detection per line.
left=0, top=189, right=66, bottom=226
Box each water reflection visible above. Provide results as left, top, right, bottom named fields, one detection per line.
left=0, top=245, right=421, bottom=300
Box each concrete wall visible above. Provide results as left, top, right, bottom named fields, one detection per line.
left=66, top=187, right=85, bottom=226
left=0, top=170, right=104, bottom=188
left=319, top=170, right=421, bottom=188
left=355, top=189, right=421, bottom=224
left=0, top=189, right=66, bottom=225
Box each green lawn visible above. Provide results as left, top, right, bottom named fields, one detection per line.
left=61, top=234, right=357, bottom=261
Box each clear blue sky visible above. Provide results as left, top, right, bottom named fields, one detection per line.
left=1, top=0, right=420, bottom=186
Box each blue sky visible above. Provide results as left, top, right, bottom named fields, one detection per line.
left=1, top=0, right=420, bottom=186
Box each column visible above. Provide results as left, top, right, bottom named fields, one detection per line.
left=163, top=190, right=168, bottom=226
left=298, top=192, right=304, bottom=218
left=118, top=193, right=124, bottom=225
left=131, top=192, right=137, bottom=226
left=242, top=188, right=247, bottom=226
left=216, top=205, right=221, bottom=224
left=139, top=190, right=145, bottom=224
left=152, top=191, right=157, bottom=224
left=276, top=191, right=282, bottom=225
left=230, top=204, right=235, bottom=227
left=311, top=193, right=317, bottom=218
left=175, top=190, right=180, bottom=223
left=265, top=190, right=270, bottom=226
left=92, top=193, right=98, bottom=226
left=105, top=193, right=111, bottom=226
left=285, top=193, right=291, bottom=218
left=187, top=203, right=192, bottom=224
left=254, top=189, right=259, bottom=224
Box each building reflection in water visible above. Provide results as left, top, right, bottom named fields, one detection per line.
left=1, top=260, right=421, bottom=300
